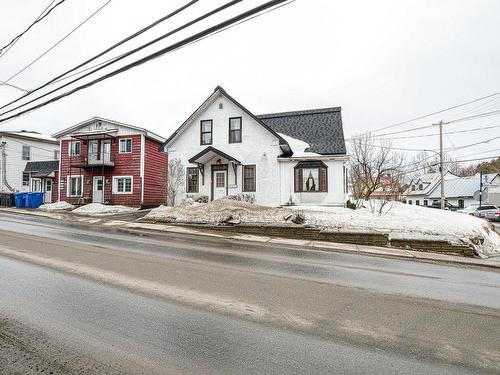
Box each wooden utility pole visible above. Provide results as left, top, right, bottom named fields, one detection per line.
left=439, top=120, right=445, bottom=210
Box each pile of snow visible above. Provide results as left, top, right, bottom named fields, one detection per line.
left=72, top=203, right=138, bottom=216
left=144, top=197, right=293, bottom=224
left=290, top=202, right=500, bottom=257
left=144, top=198, right=500, bottom=257
left=39, top=201, right=75, bottom=211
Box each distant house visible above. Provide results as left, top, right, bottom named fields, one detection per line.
left=161, top=86, right=348, bottom=207
left=53, top=117, right=167, bottom=207
left=403, top=172, right=499, bottom=208
left=24, top=160, right=59, bottom=204
left=0, top=130, right=59, bottom=193
left=369, top=176, right=401, bottom=200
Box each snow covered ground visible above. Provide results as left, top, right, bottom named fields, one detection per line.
left=39, top=201, right=75, bottom=211
left=143, top=198, right=500, bottom=257
left=71, top=203, right=139, bottom=216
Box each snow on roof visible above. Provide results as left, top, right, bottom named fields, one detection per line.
left=277, top=132, right=321, bottom=157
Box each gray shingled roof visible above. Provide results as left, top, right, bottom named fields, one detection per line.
left=24, top=160, right=59, bottom=177
left=257, top=107, right=346, bottom=155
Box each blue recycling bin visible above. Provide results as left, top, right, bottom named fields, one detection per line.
left=30, top=192, right=44, bottom=208
left=24, top=192, right=31, bottom=207
left=14, top=193, right=25, bottom=208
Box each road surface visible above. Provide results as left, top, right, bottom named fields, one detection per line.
left=0, top=211, right=499, bottom=374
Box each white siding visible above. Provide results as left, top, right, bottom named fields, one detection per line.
left=0, top=135, right=59, bottom=193
left=167, top=93, right=348, bottom=207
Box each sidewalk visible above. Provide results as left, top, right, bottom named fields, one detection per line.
left=1, top=207, right=499, bottom=271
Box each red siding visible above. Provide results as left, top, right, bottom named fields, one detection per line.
left=51, top=172, right=59, bottom=203
left=58, top=134, right=166, bottom=207
left=143, top=137, right=167, bottom=207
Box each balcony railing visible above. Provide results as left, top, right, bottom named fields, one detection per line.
left=69, top=154, right=115, bottom=168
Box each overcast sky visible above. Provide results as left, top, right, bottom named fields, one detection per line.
left=1, top=0, right=499, bottom=161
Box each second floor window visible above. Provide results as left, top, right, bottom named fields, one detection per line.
left=69, top=141, right=80, bottom=156
left=22, top=145, right=31, bottom=160
left=229, top=117, right=242, bottom=143
left=54, top=150, right=60, bottom=160
left=200, top=120, right=212, bottom=145
left=119, top=139, right=132, bottom=153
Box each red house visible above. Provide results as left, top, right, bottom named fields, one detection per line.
left=53, top=117, right=167, bottom=207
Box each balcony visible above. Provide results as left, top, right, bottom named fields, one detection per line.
left=70, top=154, right=115, bottom=168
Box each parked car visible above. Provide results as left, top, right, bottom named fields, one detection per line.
left=428, top=201, right=459, bottom=211
left=485, top=210, right=500, bottom=222
left=473, top=205, right=499, bottom=218
left=457, top=204, right=480, bottom=215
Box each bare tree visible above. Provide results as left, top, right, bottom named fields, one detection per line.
left=167, top=158, right=184, bottom=206
left=348, top=133, right=405, bottom=213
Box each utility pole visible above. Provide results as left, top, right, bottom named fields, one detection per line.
left=439, top=120, right=445, bottom=210
left=479, top=171, right=483, bottom=208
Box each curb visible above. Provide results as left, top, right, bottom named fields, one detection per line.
left=1, top=207, right=499, bottom=271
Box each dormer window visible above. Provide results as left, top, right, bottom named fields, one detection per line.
left=411, top=184, right=416, bottom=191
left=418, top=184, right=423, bottom=190
left=200, top=120, right=212, bottom=145
left=229, top=117, right=242, bottom=143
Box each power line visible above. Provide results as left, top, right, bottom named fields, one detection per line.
left=378, top=124, right=500, bottom=140
left=0, top=0, right=293, bottom=124
left=0, top=0, right=112, bottom=89
left=369, top=91, right=500, bottom=134
left=0, top=0, right=200, bottom=112
left=445, top=109, right=500, bottom=125
left=0, top=81, right=29, bottom=93
left=0, top=0, right=65, bottom=58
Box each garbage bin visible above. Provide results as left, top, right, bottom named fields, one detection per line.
left=30, top=192, right=44, bottom=208
left=14, top=193, right=25, bottom=208
left=24, top=192, right=31, bottom=208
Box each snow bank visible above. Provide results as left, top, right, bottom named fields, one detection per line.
left=72, top=203, right=138, bottom=216
left=39, top=201, right=75, bottom=211
left=144, top=198, right=500, bottom=257
left=290, top=202, right=500, bottom=257
left=145, top=197, right=293, bottom=224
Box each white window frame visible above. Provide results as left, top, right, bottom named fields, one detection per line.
left=31, top=178, right=42, bottom=192
left=54, top=149, right=60, bottom=160
left=69, top=141, right=81, bottom=156
left=66, top=175, right=83, bottom=197
left=22, top=172, right=30, bottom=186
left=119, top=138, right=132, bottom=153
left=112, top=176, right=133, bottom=194
left=22, top=145, right=31, bottom=160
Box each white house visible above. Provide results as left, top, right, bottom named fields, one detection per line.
left=0, top=130, right=59, bottom=193
left=161, top=86, right=348, bottom=207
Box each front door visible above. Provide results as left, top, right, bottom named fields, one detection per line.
left=44, top=179, right=52, bottom=203
left=213, top=170, right=227, bottom=200
left=92, top=176, right=104, bottom=203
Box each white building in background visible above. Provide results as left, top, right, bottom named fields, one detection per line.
left=0, top=130, right=59, bottom=193
left=161, top=86, right=348, bottom=207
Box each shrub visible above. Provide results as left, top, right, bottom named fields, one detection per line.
left=291, top=211, right=305, bottom=224
left=346, top=200, right=356, bottom=210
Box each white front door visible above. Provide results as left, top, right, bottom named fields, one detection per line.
left=44, top=179, right=52, bottom=203
left=213, top=170, right=227, bottom=200
left=92, top=176, right=104, bottom=203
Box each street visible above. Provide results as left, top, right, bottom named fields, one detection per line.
left=0, top=211, right=499, bottom=374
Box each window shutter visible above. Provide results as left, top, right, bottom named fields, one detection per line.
left=319, top=167, right=328, bottom=192
left=294, top=168, right=303, bottom=192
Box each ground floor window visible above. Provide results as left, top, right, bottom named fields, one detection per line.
left=458, top=199, right=464, bottom=209
left=242, top=165, right=256, bottom=192
left=31, top=178, right=41, bottom=192
left=67, top=176, right=83, bottom=197
left=186, top=167, right=199, bottom=193
left=423, top=200, right=428, bottom=206
left=416, top=200, right=420, bottom=205
left=294, top=161, right=328, bottom=192
left=113, top=176, right=133, bottom=194
left=408, top=200, right=412, bottom=204
left=22, top=172, right=30, bottom=186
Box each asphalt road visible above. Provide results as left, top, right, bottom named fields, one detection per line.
left=0, top=211, right=499, bottom=374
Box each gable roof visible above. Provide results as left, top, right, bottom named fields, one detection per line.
left=161, top=86, right=293, bottom=155
left=257, top=107, right=346, bottom=155
left=24, top=160, right=59, bottom=177
left=427, top=173, right=499, bottom=199
left=52, top=116, right=166, bottom=143
left=0, top=130, right=58, bottom=144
